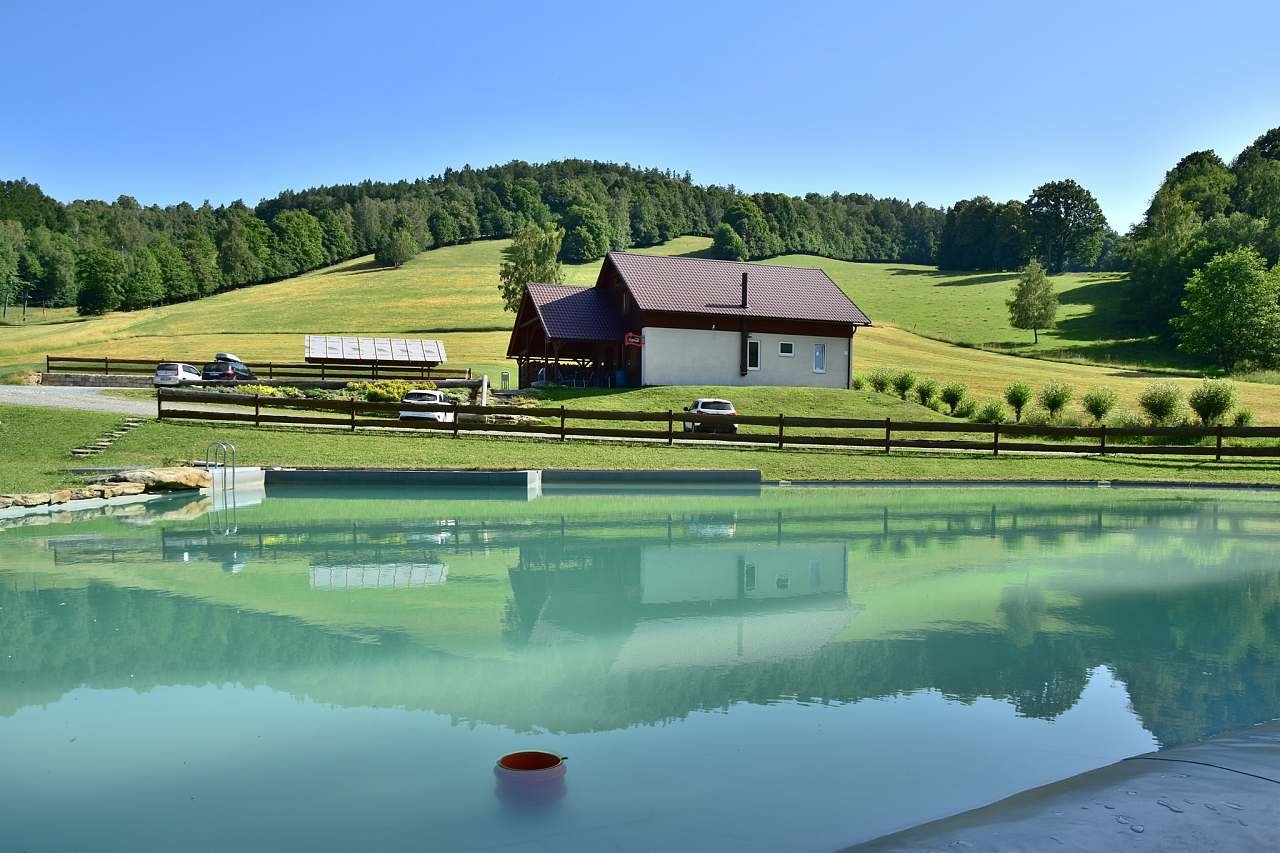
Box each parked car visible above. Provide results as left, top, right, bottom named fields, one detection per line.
left=399, top=389, right=455, bottom=422
left=214, top=352, right=244, bottom=364
left=152, top=362, right=201, bottom=387
left=682, top=398, right=738, bottom=433
left=201, top=360, right=256, bottom=381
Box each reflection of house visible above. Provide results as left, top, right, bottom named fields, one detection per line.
left=309, top=563, right=447, bottom=590
left=510, top=540, right=855, bottom=670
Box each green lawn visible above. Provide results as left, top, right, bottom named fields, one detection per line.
left=0, top=405, right=125, bottom=492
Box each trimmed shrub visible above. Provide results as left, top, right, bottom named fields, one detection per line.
left=868, top=368, right=893, bottom=393
left=1137, top=383, right=1183, bottom=426
left=1233, top=409, right=1254, bottom=428
left=891, top=371, right=917, bottom=400
left=1037, top=382, right=1073, bottom=421
left=953, top=398, right=978, bottom=419
left=1080, top=387, right=1118, bottom=425
left=1004, top=382, right=1032, bottom=422
left=975, top=399, right=1008, bottom=424
left=1109, top=411, right=1148, bottom=444
left=940, top=382, right=968, bottom=415
left=851, top=374, right=866, bottom=391
left=915, top=378, right=939, bottom=407
left=1187, top=380, right=1237, bottom=426
left=345, top=379, right=417, bottom=402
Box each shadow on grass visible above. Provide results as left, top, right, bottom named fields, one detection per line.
left=887, top=267, right=1018, bottom=286
left=340, top=258, right=387, bottom=275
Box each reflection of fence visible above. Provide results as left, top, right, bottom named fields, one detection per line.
left=156, top=388, right=1280, bottom=461
left=46, top=354, right=471, bottom=381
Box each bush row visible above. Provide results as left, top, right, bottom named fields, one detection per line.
left=857, top=370, right=1253, bottom=430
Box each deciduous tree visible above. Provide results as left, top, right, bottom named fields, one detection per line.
left=498, top=222, right=563, bottom=313
left=1173, top=247, right=1280, bottom=367
left=1025, top=179, right=1107, bottom=273
left=1007, top=259, right=1057, bottom=343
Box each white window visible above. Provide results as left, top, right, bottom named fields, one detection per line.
left=747, top=339, right=760, bottom=370
left=744, top=562, right=757, bottom=592
left=779, top=341, right=794, bottom=357
left=813, top=343, right=827, bottom=373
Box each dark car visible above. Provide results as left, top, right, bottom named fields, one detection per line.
left=201, top=360, right=256, bottom=381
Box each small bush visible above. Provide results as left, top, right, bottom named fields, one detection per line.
left=1109, top=410, right=1149, bottom=444
left=304, top=388, right=339, bottom=400
left=237, top=384, right=280, bottom=397
left=1138, top=383, right=1183, bottom=426
left=891, top=371, right=917, bottom=400
left=1004, top=382, right=1032, bottom=422
left=1187, top=379, right=1237, bottom=426
left=975, top=399, right=1008, bottom=424
left=1233, top=409, right=1254, bottom=428
left=851, top=374, right=866, bottom=391
left=940, top=382, right=968, bottom=415
left=1080, top=387, right=1118, bottom=425
left=345, top=380, right=417, bottom=402
left=915, top=378, right=939, bottom=407
left=953, top=398, right=977, bottom=419
left=927, top=399, right=943, bottom=412
left=1037, top=382, right=1073, bottom=421
left=868, top=368, right=893, bottom=393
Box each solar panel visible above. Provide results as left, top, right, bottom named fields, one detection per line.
left=304, top=335, right=447, bottom=365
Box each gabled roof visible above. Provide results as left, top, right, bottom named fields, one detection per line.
left=606, top=252, right=871, bottom=326
left=525, top=283, right=626, bottom=342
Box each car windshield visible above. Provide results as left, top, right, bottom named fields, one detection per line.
left=203, top=363, right=227, bottom=372
left=700, top=401, right=733, bottom=411
left=404, top=394, right=436, bottom=402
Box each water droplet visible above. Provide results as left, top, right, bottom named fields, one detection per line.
left=1131, top=824, right=1145, bottom=834
left=1126, top=790, right=1137, bottom=796
left=1224, top=801, right=1245, bottom=811
left=1103, top=804, right=1116, bottom=810
left=1204, top=803, right=1219, bottom=813
left=1158, top=798, right=1185, bottom=814
left=1114, top=815, right=1132, bottom=825
left=1048, top=835, right=1065, bottom=845
left=1052, top=811, right=1064, bottom=817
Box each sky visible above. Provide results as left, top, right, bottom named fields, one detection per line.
left=3, top=0, right=1279, bottom=230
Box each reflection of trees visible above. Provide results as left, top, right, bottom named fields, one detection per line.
left=6, top=497, right=1280, bottom=745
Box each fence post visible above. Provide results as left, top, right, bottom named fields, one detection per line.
left=156, top=388, right=163, bottom=420
left=993, top=422, right=1000, bottom=457
left=350, top=397, right=357, bottom=432
left=104, top=357, right=110, bottom=376
left=255, top=393, right=261, bottom=427
left=667, top=410, right=674, bottom=446
left=453, top=402, right=461, bottom=438
left=45, top=355, right=50, bottom=373
left=1216, top=424, right=1223, bottom=462
left=777, top=413, right=785, bottom=450
left=884, top=417, right=891, bottom=454
left=560, top=406, right=566, bottom=441
left=320, top=363, right=326, bottom=380
left=268, top=363, right=274, bottom=379
left=1099, top=424, right=1107, bottom=456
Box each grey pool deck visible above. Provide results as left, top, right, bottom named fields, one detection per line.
left=847, top=721, right=1280, bottom=852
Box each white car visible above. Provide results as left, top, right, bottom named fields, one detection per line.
left=153, top=362, right=201, bottom=386
left=399, top=389, right=455, bottom=422
left=682, top=398, right=738, bottom=433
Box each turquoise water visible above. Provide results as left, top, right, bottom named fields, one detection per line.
left=2, top=485, right=1279, bottom=852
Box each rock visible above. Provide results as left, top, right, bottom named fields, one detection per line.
left=48, top=489, right=73, bottom=505
left=9, top=493, right=51, bottom=507
left=69, top=487, right=101, bottom=500
left=102, top=482, right=147, bottom=497
left=0, top=496, right=12, bottom=509
left=112, top=467, right=211, bottom=491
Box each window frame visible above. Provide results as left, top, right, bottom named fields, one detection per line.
left=813, top=343, right=827, bottom=373
left=747, top=339, right=761, bottom=371
left=778, top=341, right=795, bottom=358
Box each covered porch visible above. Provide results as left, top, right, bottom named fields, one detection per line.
left=506, top=284, right=638, bottom=388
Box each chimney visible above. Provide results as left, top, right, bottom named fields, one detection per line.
left=741, top=271, right=748, bottom=309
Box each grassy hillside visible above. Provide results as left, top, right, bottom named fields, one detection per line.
left=8, top=234, right=1280, bottom=422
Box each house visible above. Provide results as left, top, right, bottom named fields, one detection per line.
left=506, top=252, right=871, bottom=388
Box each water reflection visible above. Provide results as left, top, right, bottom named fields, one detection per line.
left=3, top=491, right=1280, bottom=747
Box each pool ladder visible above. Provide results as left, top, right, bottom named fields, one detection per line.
left=205, top=441, right=238, bottom=535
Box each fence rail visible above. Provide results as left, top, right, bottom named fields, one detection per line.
left=46, top=354, right=471, bottom=381
left=154, top=389, right=1280, bottom=461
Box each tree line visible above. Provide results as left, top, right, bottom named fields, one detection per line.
left=934, top=179, right=1122, bottom=274
left=1126, top=128, right=1280, bottom=366
left=0, top=161, right=948, bottom=318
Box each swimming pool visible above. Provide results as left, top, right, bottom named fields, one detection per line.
left=2, top=485, right=1278, bottom=851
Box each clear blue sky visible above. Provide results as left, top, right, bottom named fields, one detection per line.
left=4, top=0, right=1279, bottom=229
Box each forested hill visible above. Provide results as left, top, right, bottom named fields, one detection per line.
left=0, top=161, right=944, bottom=317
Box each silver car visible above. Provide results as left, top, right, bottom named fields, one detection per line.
left=399, top=389, right=455, bottom=422
left=153, top=362, right=201, bottom=387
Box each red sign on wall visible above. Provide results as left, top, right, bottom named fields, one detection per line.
left=624, top=332, right=644, bottom=347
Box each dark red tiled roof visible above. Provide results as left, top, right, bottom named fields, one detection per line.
left=526, top=283, right=626, bottom=342
left=607, top=252, right=871, bottom=326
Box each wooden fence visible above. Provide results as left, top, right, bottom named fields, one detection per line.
left=155, top=388, right=1280, bottom=461
left=47, top=354, right=471, bottom=381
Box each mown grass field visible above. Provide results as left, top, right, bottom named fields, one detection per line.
left=5, top=234, right=1280, bottom=423
left=8, top=402, right=1280, bottom=495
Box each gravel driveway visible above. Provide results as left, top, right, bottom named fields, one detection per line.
left=0, top=385, right=155, bottom=416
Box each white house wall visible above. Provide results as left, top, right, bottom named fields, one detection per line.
left=640, top=327, right=850, bottom=388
